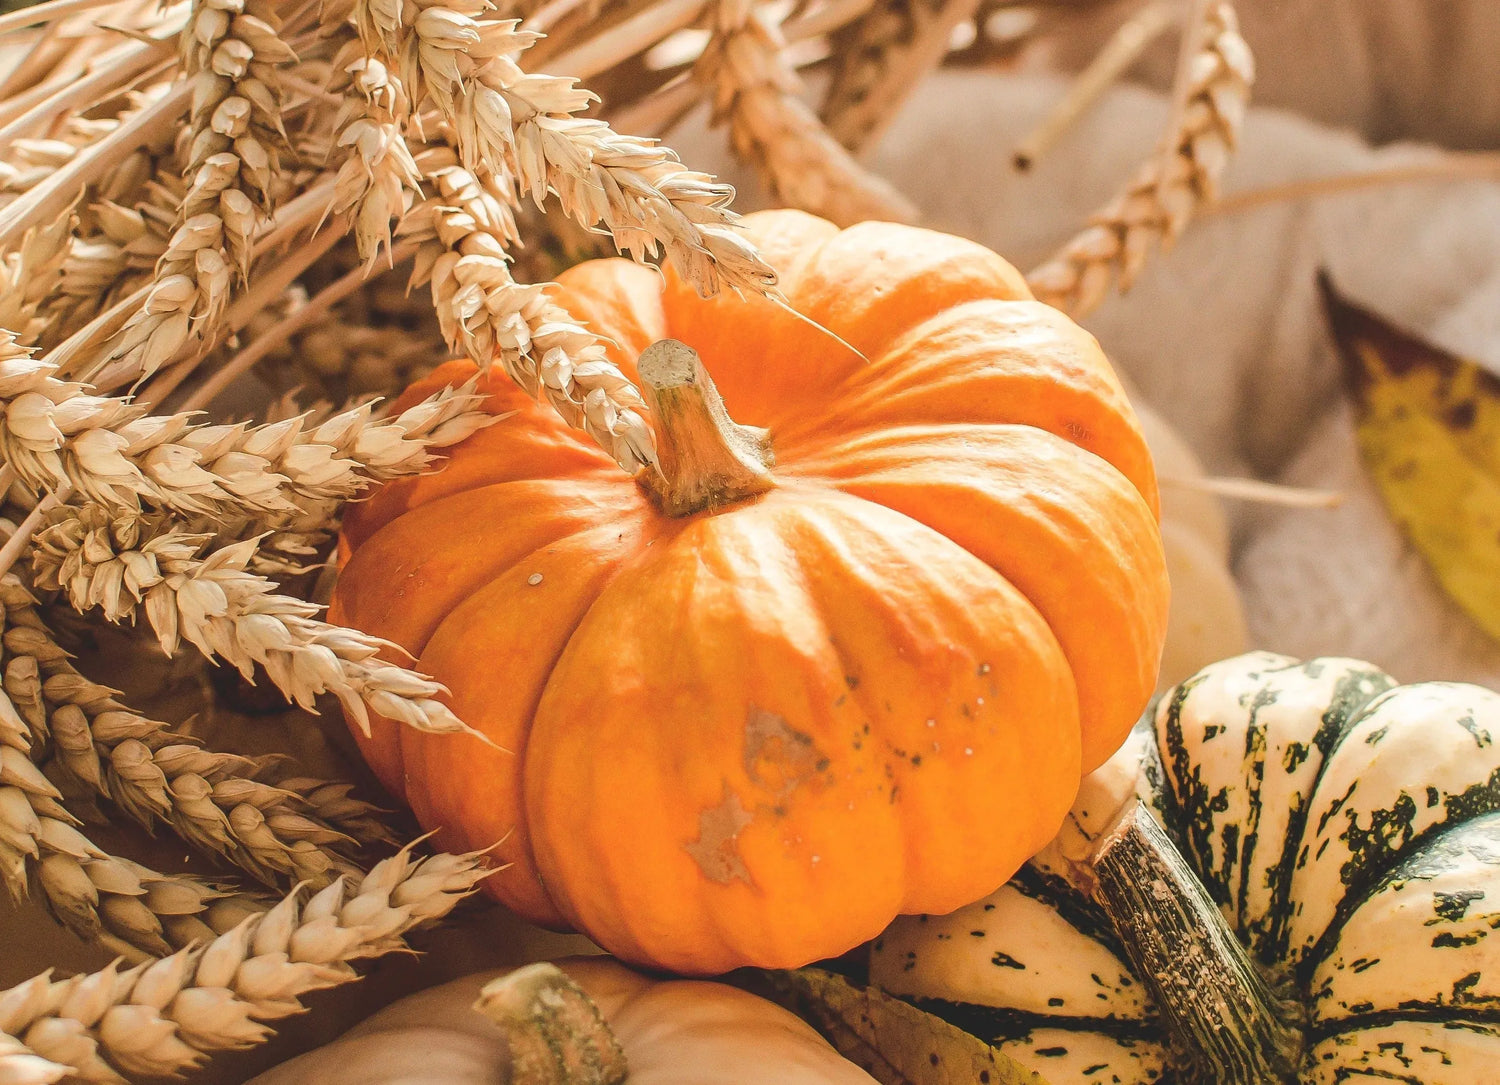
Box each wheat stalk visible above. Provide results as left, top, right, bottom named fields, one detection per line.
left=28, top=508, right=477, bottom=740
left=1, top=578, right=387, bottom=888
left=0, top=843, right=490, bottom=1082
left=694, top=0, right=916, bottom=227
left=1026, top=0, right=1253, bottom=317
left=0, top=332, right=496, bottom=525
left=404, top=150, right=656, bottom=472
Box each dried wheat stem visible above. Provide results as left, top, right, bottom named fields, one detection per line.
left=29, top=509, right=479, bottom=740
left=0, top=0, right=136, bottom=36
left=405, top=153, right=655, bottom=472
left=540, top=0, right=704, bottom=81
left=351, top=1, right=777, bottom=298
left=0, top=331, right=495, bottom=525
left=1, top=577, right=384, bottom=887
left=0, top=844, right=491, bottom=1082
left=1027, top=0, right=1253, bottom=317
left=0, top=80, right=193, bottom=254
left=1012, top=0, right=1177, bottom=172
left=99, top=0, right=299, bottom=385
left=695, top=0, right=915, bottom=226
left=0, top=38, right=172, bottom=149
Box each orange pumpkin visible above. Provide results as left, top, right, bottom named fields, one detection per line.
left=331, top=210, right=1169, bottom=975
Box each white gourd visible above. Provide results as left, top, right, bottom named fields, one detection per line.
left=872, top=652, right=1500, bottom=1085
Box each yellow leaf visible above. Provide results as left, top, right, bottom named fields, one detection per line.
left=1321, top=272, right=1500, bottom=642
left=763, top=969, right=1052, bottom=1085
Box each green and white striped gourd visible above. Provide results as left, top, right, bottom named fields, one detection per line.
left=871, top=652, right=1500, bottom=1084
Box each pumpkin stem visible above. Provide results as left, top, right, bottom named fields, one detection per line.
left=473, top=963, right=628, bottom=1085
left=1085, top=801, right=1305, bottom=1085
left=637, top=339, right=775, bottom=516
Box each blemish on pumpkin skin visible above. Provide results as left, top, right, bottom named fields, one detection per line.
left=685, top=787, right=755, bottom=885
left=744, top=707, right=823, bottom=798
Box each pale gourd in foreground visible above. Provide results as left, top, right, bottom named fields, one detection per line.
left=874, top=652, right=1500, bottom=1084
left=246, top=957, right=877, bottom=1085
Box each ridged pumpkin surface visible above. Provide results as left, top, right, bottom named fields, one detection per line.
left=332, top=210, right=1168, bottom=974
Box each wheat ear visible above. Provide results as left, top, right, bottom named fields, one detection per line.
left=695, top=0, right=915, bottom=226
left=326, top=38, right=423, bottom=266
left=105, top=1, right=297, bottom=383
left=1026, top=0, right=1253, bottom=317
left=0, top=592, right=282, bottom=959
left=29, top=509, right=476, bottom=740
left=349, top=1, right=777, bottom=298
left=0, top=332, right=496, bottom=524
left=1, top=578, right=383, bottom=887
left=0, top=844, right=490, bottom=1082
left=404, top=151, right=655, bottom=472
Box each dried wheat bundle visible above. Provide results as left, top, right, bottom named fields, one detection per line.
left=1027, top=0, right=1254, bottom=314
left=0, top=843, right=490, bottom=1082
left=0, top=0, right=1253, bottom=1077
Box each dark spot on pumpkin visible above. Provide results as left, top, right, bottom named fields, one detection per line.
left=1434, top=889, right=1485, bottom=922
left=845, top=674, right=860, bottom=691
left=1453, top=971, right=1483, bottom=1002
left=1035, top=1047, right=1069, bottom=1058
left=1433, top=931, right=1483, bottom=948
left=1456, top=712, right=1493, bottom=748
left=929, top=1053, right=940, bottom=1066
left=990, top=950, right=1024, bottom=969
left=1447, top=399, right=1478, bottom=429
left=1048, top=997, right=1065, bottom=1007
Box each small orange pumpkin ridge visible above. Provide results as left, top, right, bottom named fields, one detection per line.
left=331, top=210, right=1169, bottom=974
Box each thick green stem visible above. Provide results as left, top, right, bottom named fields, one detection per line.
left=637, top=339, right=774, bottom=516
left=1084, top=801, right=1304, bottom=1085
left=473, top=963, right=628, bottom=1085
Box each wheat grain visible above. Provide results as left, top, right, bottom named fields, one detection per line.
left=29, top=508, right=477, bottom=740
left=327, top=40, right=424, bottom=266
left=1027, top=0, right=1253, bottom=317
left=0, top=843, right=490, bottom=1082
left=0, top=333, right=495, bottom=524
left=0, top=577, right=386, bottom=887
left=695, top=0, right=916, bottom=226
left=0, top=1033, right=65, bottom=1085
left=404, top=152, right=655, bottom=472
